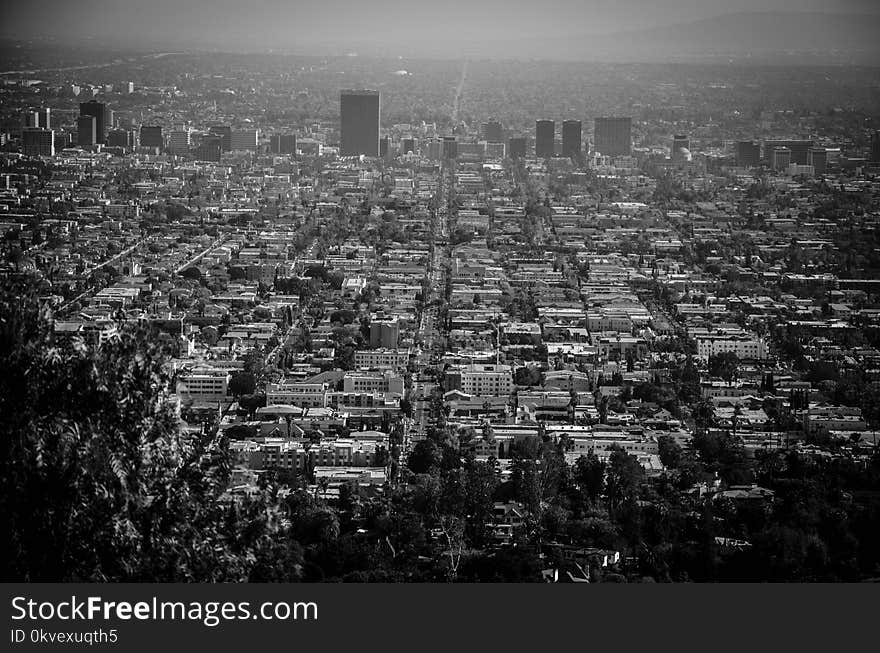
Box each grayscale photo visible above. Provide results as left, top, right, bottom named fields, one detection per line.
left=2, top=0, right=880, bottom=585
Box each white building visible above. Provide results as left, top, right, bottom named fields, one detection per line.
left=354, top=348, right=411, bottom=371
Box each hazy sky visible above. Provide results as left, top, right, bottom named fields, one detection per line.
left=2, top=0, right=878, bottom=50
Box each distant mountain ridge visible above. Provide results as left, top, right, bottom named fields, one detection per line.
left=437, top=11, right=880, bottom=64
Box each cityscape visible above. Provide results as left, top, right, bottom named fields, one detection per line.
left=3, top=2, right=880, bottom=584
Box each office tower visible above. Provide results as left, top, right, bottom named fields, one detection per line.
left=209, top=125, right=232, bottom=152
left=483, top=119, right=503, bottom=143
left=442, top=136, right=457, bottom=159
left=79, top=100, right=109, bottom=144
left=426, top=139, right=442, bottom=160
left=808, top=148, right=828, bottom=174
left=562, top=120, right=582, bottom=159
left=594, top=117, right=632, bottom=157
left=38, top=108, right=50, bottom=130
left=126, top=82, right=134, bottom=94
left=108, top=129, right=136, bottom=149
left=535, top=120, right=555, bottom=158
left=167, top=129, right=192, bottom=156
left=195, top=135, right=222, bottom=162
left=772, top=147, right=791, bottom=171
left=230, top=129, right=258, bottom=151
left=270, top=134, right=297, bottom=154
left=340, top=89, right=380, bottom=156
left=401, top=137, right=416, bottom=155
left=370, top=315, right=400, bottom=349
left=54, top=132, right=72, bottom=152
left=484, top=142, right=505, bottom=159
left=140, top=125, right=164, bottom=149
left=735, top=141, right=761, bottom=167
left=21, top=128, right=54, bottom=157
left=871, top=131, right=880, bottom=163
left=23, top=111, right=40, bottom=129
left=672, top=134, right=689, bottom=159
left=77, top=115, right=97, bottom=147
left=380, top=136, right=390, bottom=158
left=765, top=139, right=813, bottom=165
left=508, top=137, right=527, bottom=159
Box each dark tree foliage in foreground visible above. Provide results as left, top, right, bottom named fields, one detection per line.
left=0, top=287, right=298, bottom=582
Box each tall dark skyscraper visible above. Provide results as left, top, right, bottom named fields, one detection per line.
left=79, top=100, right=109, bottom=144
left=736, top=141, right=761, bottom=167
left=508, top=137, right=527, bottom=159
left=535, top=120, right=555, bottom=158
left=765, top=139, right=813, bottom=165
left=672, top=134, right=689, bottom=159
left=340, top=90, right=380, bottom=157
left=483, top=119, right=503, bottom=143
left=209, top=125, right=232, bottom=152
left=594, top=117, right=632, bottom=157
left=442, top=136, right=457, bottom=159
left=22, top=128, right=54, bottom=157
left=270, top=134, right=297, bottom=155
left=140, top=125, right=163, bottom=149
left=196, top=135, right=222, bottom=162
left=562, top=120, right=582, bottom=159
left=808, top=148, right=828, bottom=174
left=77, top=115, right=97, bottom=147
left=870, top=131, right=880, bottom=163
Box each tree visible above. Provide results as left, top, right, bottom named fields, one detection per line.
left=228, top=371, right=257, bottom=398
left=605, top=447, right=644, bottom=517
left=573, top=453, right=605, bottom=507
left=658, top=436, right=683, bottom=469
left=407, top=440, right=442, bottom=474
left=399, top=397, right=414, bottom=418
left=708, top=352, right=740, bottom=384
left=180, top=266, right=202, bottom=281
left=0, top=286, right=295, bottom=582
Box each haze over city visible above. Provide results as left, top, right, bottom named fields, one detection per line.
left=3, top=0, right=880, bottom=62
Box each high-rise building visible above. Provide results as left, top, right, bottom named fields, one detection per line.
left=484, top=142, right=505, bottom=159
left=209, top=125, right=232, bottom=152
left=765, top=139, right=813, bottom=165
left=808, top=148, right=828, bottom=174
left=340, top=89, right=380, bottom=157
left=772, top=147, right=792, bottom=171
left=535, top=120, right=555, bottom=158
left=380, top=136, right=390, bottom=158
left=401, top=137, right=416, bottom=155
left=736, top=141, right=761, bottom=167
left=270, top=134, right=297, bottom=154
left=871, top=131, right=880, bottom=163
left=24, top=108, right=50, bottom=130
left=483, top=119, right=503, bottom=144
left=672, top=134, right=689, bottom=159
left=508, top=137, right=527, bottom=159
left=594, top=117, right=632, bottom=157
left=370, top=315, right=400, bottom=349
left=79, top=100, right=109, bottom=144
left=195, top=135, right=222, bottom=162
left=167, top=129, right=192, bottom=156
left=442, top=136, right=457, bottom=159
left=140, top=125, right=163, bottom=149
left=23, top=111, right=40, bottom=129
left=562, top=120, right=582, bottom=159
left=230, top=129, right=258, bottom=151
left=107, top=129, right=135, bottom=149
left=77, top=115, right=97, bottom=148
left=21, top=128, right=54, bottom=157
